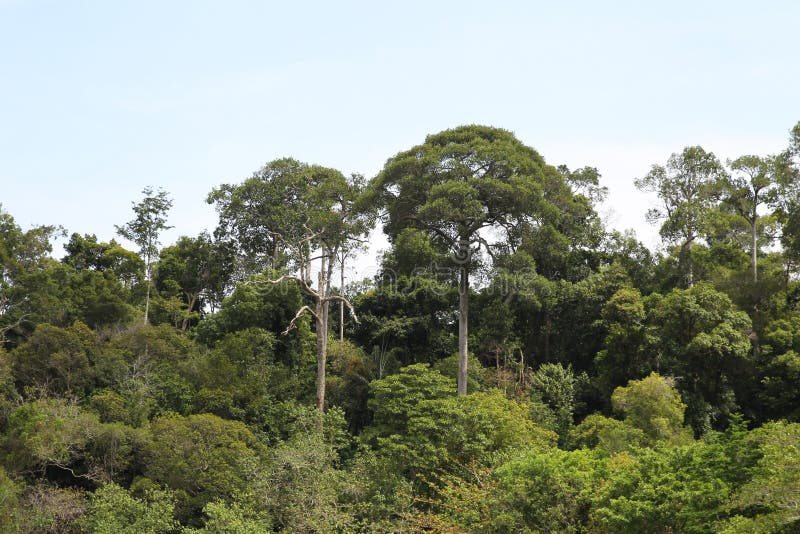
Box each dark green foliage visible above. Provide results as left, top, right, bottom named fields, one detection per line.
left=193, top=271, right=312, bottom=371
left=352, top=274, right=457, bottom=368
left=11, top=321, right=97, bottom=397
left=647, top=283, right=753, bottom=434
left=153, top=233, right=235, bottom=330
left=141, top=413, right=266, bottom=524
left=363, top=364, right=556, bottom=486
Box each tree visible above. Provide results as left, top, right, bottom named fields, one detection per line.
left=636, top=146, right=727, bottom=287
left=154, top=233, right=235, bottom=330
left=595, top=287, right=653, bottom=399
left=141, top=413, right=266, bottom=523
left=0, top=207, right=63, bottom=346
left=62, top=233, right=144, bottom=288
left=81, top=483, right=178, bottom=534
left=720, top=421, right=800, bottom=531
left=647, top=283, right=753, bottom=434
left=721, top=155, right=781, bottom=282
left=116, top=187, right=173, bottom=324
left=373, top=125, right=564, bottom=395
left=530, top=363, right=583, bottom=445
left=208, top=158, right=311, bottom=275
left=209, top=160, right=372, bottom=412
left=775, top=121, right=800, bottom=276
left=517, top=164, right=607, bottom=282
left=363, top=364, right=555, bottom=485
left=610, top=372, right=690, bottom=446
left=10, top=321, right=96, bottom=397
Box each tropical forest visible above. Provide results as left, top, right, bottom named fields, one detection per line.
left=1, top=122, right=800, bottom=533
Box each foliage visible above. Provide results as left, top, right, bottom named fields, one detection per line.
left=116, top=187, right=173, bottom=324
left=140, top=413, right=266, bottom=523
left=647, top=283, right=753, bottom=434
left=80, top=482, right=178, bottom=534
left=611, top=372, right=692, bottom=446
left=2, top=125, right=800, bottom=531
left=636, top=146, right=727, bottom=286
left=365, top=364, right=556, bottom=485
left=530, top=362, right=584, bottom=445
left=10, top=321, right=97, bottom=397
left=720, top=421, right=800, bottom=531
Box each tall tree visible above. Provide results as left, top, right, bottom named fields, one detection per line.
left=116, top=187, right=173, bottom=324
left=209, top=160, right=373, bottom=412
left=636, top=146, right=727, bottom=287
left=646, top=283, right=752, bottom=434
left=775, top=121, right=800, bottom=275
left=722, top=155, right=780, bottom=282
left=373, top=125, right=567, bottom=395
left=208, top=158, right=313, bottom=276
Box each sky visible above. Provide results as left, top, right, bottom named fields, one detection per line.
left=1, top=0, right=798, bottom=281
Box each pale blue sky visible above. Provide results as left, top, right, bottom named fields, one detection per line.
left=2, top=1, right=798, bottom=277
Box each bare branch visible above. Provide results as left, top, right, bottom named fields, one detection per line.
left=474, top=234, right=498, bottom=261
left=282, top=305, right=319, bottom=335
left=323, top=294, right=359, bottom=323
left=261, top=274, right=319, bottom=297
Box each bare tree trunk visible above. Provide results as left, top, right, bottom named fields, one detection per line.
left=315, top=309, right=327, bottom=413
left=457, top=263, right=469, bottom=396
left=265, top=238, right=359, bottom=424
left=339, top=255, right=345, bottom=341
left=686, top=240, right=694, bottom=288
left=315, top=253, right=328, bottom=415
left=752, top=213, right=758, bottom=282
left=144, top=273, right=151, bottom=325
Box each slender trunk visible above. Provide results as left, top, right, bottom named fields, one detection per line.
left=315, top=253, right=328, bottom=414
left=752, top=214, right=758, bottom=282
left=339, top=253, right=345, bottom=341
left=457, top=263, right=469, bottom=396
left=144, top=267, right=151, bottom=325
left=686, top=240, right=694, bottom=288
left=315, top=309, right=327, bottom=414
left=323, top=246, right=334, bottom=344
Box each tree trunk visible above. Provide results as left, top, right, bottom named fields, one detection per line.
left=686, top=240, right=694, bottom=288
left=339, top=255, right=345, bottom=341
left=315, top=253, right=329, bottom=414
left=315, top=309, right=327, bottom=413
left=752, top=213, right=758, bottom=282
left=181, top=293, right=198, bottom=332
left=144, top=273, right=151, bottom=325
left=457, top=263, right=469, bottom=396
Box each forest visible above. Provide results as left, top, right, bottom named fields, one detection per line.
left=0, top=122, right=799, bottom=533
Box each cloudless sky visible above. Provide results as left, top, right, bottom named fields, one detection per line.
left=2, top=0, right=798, bottom=279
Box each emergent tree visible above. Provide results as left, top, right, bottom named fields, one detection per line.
left=636, top=146, right=726, bottom=287
left=116, top=187, right=173, bottom=324
left=209, top=159, right=373, bottom=412
left=372, top=125, right=568, bottom=395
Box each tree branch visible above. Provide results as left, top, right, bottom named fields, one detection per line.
left=323, top=295, right=359, bottom=323
left=282, top=305, right=319, bottom=335
left=263, top=274, right=318, bottom=298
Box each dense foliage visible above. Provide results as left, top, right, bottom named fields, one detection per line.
left=1, top=123, right=799, bottom=532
